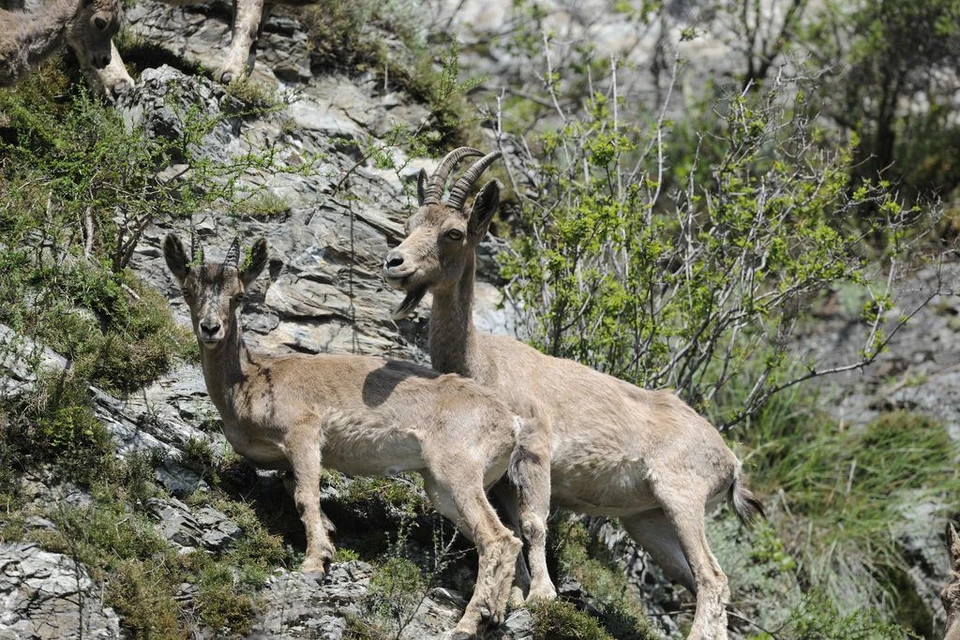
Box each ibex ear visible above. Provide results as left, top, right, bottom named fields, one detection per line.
left=948, top=522, right=960, bottom=570
left=240, top=237, right=269, bottom=288
left=416, top=168, right=428, bottom=206
left=468, top=180, right=500, bottom=238
left=163, top=234, right=190, bottom=283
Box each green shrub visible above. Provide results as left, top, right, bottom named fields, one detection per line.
left=757, top=589, right=909, bottom=640
left=499, top=67, right=933, bottom=426
left=551, top=517, right=658, bottom=639
left=108, top=558, right=184, bottom=638
left=193, top=560, right=259, bottom=634
left=528, top=599, right=614, bottom=640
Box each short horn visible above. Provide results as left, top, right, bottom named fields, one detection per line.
left=424, top=147, right=484, bottom=205
left=225, top=236, right=242, bottom=266
left=447, top=151, right=502, bottom=210
left=190, top=222, right=202, bottom=265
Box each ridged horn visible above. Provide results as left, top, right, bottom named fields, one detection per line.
left=423, top=147, right=484, bottom=205
left=190, top=221, right=202, bottom=265
left=447, top=151, right=502, bottom=210
left=225, top=236, right=242, bottom=266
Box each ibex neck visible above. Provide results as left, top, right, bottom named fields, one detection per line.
left=198, top=314, right=254, bottom=421
left=429, top=255, right=483, bottom=378
left=18, top=0, right=77, bottom=67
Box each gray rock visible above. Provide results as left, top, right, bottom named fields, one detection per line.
left=0, top=542, right=121, bottom=639
left=147, top=497, right=241, bottom=552
left=0, top=323, right=67, bottom=398
left=250, top=562, right=373, bottom=639
left=502, top=608, right=535, bottom=640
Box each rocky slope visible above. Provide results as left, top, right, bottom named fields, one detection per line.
left=1, top=0, right=959, bottom=638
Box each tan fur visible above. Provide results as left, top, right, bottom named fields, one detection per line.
left=79, top=0, right=279, bottom=97
left=384, top=148, right=766, bottom=639
left=164, top=233, right=525, bottom=638
left=0, top=0, right=120, bottom=86
left=944, top=523, right=960, bottom=640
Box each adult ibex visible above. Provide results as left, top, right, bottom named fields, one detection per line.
left=76, top=0, right=281, bottom=98
left=383, top=148, right=765, bottom=639
left=163, top=232, right=542, bottom=638
left=944, top=523, right=960, bottom=639
left=0, top=0, right=121, bottom=86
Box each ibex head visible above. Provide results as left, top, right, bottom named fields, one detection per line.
left=383, top=147, right=501, bottom=319
left=164, top=233, right=268, bottom=349
left=66, top=0, right=123, bottom=70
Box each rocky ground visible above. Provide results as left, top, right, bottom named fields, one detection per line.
left=1, top=1, right=958, bottom=638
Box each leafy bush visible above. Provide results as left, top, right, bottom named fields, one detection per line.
left=500, top=70, right=933, bottom=425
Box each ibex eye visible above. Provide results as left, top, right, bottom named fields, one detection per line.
left=446, top=229, right=464, bottom=241
left=94, top=17, right=107, bottom=29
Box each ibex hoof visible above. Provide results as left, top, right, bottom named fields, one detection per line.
left=479, top=604, right=505, bottom=626
left=526, top=583, right=558, bottom=602
left=300, top=556, right=331, bottom=581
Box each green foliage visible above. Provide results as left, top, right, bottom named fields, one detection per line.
left=364, top=556, right=428, bottom=629
left=752, top=589, right=908, bottom=640
left=4, top=448, right=291, bottom=637
left=751, top=408, right=959, bottom=551
left=40, top=267, right=191, bottom=394
left=741, top=375, right=958, bottom=628
left=345, top=478, right=470, bottom=639
left=224, top=76, right=284, bottom=112
left=109, top=559, right=185, bottom=638
left=800, top=0, right=960, bottom=200
left=551, top=517, right=658, bottom=639
left=528, top=599, right=614, bottom=640
left=191, top=559, right=259, bottom=634
left=0, top=370, right=112, bottom=488
left=239, top=190, right=292, bottom=219
left=500, top=74, right=921, bottom=423
left=300, top=1, right=379, bottom=72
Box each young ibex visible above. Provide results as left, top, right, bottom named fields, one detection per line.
left=163, top=232, right=535, bottom=638
left=944, top=523, right=960, bottom=639
left=383, top=148, right=765, bottom=640
left=0, top=0, right=121, bottom=86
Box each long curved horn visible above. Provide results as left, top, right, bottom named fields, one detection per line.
left=225, top=236, right=242, bottom=266
left=447, top=151, right=502, bottom=210
left=423, top=147, right=484, bottom=205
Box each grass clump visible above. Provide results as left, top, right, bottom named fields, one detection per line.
left=239, top=190, right=292, bottom=219
left=0, top=373, right=112, bottom=492
left=751, top=407, right=959, bottom=552
left=14, top=454, right=291, bottom=637
left=740, top=377, right=959, bottom=631
left=30, top=265, right=193, bottom=395
left=528, top=599, right=614, bottom=640
left=551, top=517, right=658, bottom=640
left=363, top=556, right=428, bottom=629
left=755, top=589, right=909, bottom=640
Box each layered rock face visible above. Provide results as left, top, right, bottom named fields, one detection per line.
left=2, top=1, right=959, bottom=637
